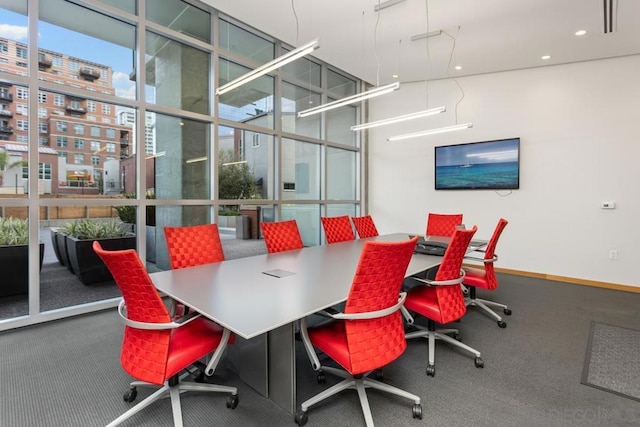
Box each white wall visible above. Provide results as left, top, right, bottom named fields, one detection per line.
left=368, top=55, right=640, bottom=287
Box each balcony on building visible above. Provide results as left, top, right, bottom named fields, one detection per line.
left=66, top=103, right=87, bottom=114
left=0, top=92, right=13, bottom=102
left=0, top=109, right=12, bottom=117
left=38, top=54, right=53, bottom=68
left=79, top=67, right=100, bottom=80
left=0, top=125, right=14, bottom=134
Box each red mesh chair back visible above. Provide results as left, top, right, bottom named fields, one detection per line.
left=431, top=226, right=477, bottom=323
left=478, top=218, right=508, bottom=290
left=351, top=215, right=379, bottom=238
left=341, top=237, right=417, bottom=374
left=164, top=223, right=225, bottom=269
left=321, top=215, right=356, bottom=244
left=426, top=213, right=464, bottom=237
left=92, top=241, right=172, bottom=385
left=260, top=219, right=304, bottom=253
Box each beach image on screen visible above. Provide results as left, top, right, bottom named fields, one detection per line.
left=435, top=138, right=519, bottom=189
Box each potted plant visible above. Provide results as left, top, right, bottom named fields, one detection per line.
left=0, top=217, right=44, bottom=297
left=60, top=218, right=136, bottom=285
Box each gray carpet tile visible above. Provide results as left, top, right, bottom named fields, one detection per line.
left=582, top=322, right=640, bottom=402
left=1, top=274, right=640, bottom=426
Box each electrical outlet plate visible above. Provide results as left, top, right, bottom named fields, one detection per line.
left=601, top=201, right=616, bottom=209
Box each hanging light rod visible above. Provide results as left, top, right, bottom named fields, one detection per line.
left=388, top=122, right=473, bottom=141
left=410, top=30, right=442, bottom=42
left=298, top=82, right=400, bottom=118
left=374, top=0, right=407, bottom=12
left=351, top=106, right=445, bottom=131
left=216, top=38, right=320, bottom=95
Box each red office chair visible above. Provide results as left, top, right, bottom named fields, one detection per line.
left=351, top=215, right=379, bottom=238
left=463, top=218, right=512, bottom=327
left=404, top=226, right=483, bottom=377
left=426, top=212, right=463, bottom=237
left=164, top=223, right=226, bottom=318
left=260, top=219, right=304, bottom=253
left=93, top=241, right=238, bottom=427
left=296, top=237, right=422, bottom=427
left=321, top=215, right=356, bottom=244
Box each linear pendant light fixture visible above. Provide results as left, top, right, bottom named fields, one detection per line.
left=351, top=106, right=445, bottom=131
left=216, top=38, right=320, bottom=95
left=297, top=81, right=400, bottom=118
left=387, top=122, right=473, bottom=141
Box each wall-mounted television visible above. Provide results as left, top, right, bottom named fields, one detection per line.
left=434, top=137, right=520, bottom=190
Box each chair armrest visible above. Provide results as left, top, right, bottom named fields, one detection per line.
left=412, top=270, right=466, bottom=286
left=322, top=293, right=407, bottom=321
left=464, top=253, right=498, bottom=264
left=117, top=299, right=202, bottom=330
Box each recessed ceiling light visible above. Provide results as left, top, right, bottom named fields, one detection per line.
left=575, top=30, right=587, bottom=36
left=541, top=55, right=551, bottom=60
left=454, top=65, right=462, bottom=70
left=392, top=74, right=399, bottom=79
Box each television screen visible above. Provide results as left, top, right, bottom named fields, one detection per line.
left=434, top=138, right=520, bottom=190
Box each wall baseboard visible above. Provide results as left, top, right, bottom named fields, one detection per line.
left=492, top=266, right=640, bottom=294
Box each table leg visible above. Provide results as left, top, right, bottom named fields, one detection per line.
left=268, top=322, right=296, bottom=413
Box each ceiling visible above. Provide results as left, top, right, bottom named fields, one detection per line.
left=204, top=0, right=640, bottom=86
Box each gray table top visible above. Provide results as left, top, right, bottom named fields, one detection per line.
left=151, top=233, right=450, bottom=339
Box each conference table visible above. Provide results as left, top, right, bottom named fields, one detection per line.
left=151, top=233, right=481, bottom=413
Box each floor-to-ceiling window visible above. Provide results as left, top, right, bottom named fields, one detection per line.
left=0, top=0, right=362, bottom=330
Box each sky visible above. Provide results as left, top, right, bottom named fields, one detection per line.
left=0, top=8, right=136, bottom=99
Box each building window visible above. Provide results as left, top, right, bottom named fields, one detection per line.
left=87, top=101, right=96, bottom=112
left=91, top=126, right=100, bottom=137
left=74, top=138, right=85, bottom=149
left=56, top=121, right=68, bottom=132
left=52, top=56, right=63, bottom=67
left=56, top=136, right=68, bottom=148
left=38, top=107, right=47, bottom=118
left=25, top=163, right=52, bottom=180
left=17, top=135, right=28, bottom=143
left=17, top=120, right=28, bottom=131
left=16, top=104, right=27, bottom=115
left=106, top=142, right=116, bottom=153
left=102, top=104, right=111, bottom=114
left=38, top=122, right=48, bottom=133
left=69, top=60, right=79, bottom=71
left=74, top=153, right=84, bottom=164
left=91, top=140, right=100, bottom=151
left=101, top=118, right=111, bottom=124
left=16, top=87, right=28, bottom=100
left=16, top=61, right=27, bottom=68
left=54, top=94, right=65, bottom=106
left=106, top=128, right=116, bottom=139
left=0, top=42, right=7, bottom=53
left=92, top=155, right=100, bottom=166
left=58, top=151, right=67, bottom=159
left=38, top=91, right=47, bottom=103
left=16, top=46, right=27, bottom=59
left=38, top=137, right=48, bottom=146
left=74, top=123, right=84, bottom=135
left=252, top=133, right=260, bottom=147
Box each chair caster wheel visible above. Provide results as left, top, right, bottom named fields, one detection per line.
left=295, top=410, right=308, bottom=426
left=426, top=365, right=435, bottom=377
left=504, top=308, right=512, bottom=315
left=497, top=321, right=507, bottom=328
left=226, top=394, right=239, bottom=409
left=474, top=357, right=484, bottom=368
left=123, top=387, right=137, bottom=403
left=317, top=371, right=326, bottom=384
left=375, top=369, right=384, bottom=381
left=412, top=403, right=423, bottom=419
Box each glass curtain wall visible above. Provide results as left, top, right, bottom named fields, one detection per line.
left=0, top=0, right=362, bottom=330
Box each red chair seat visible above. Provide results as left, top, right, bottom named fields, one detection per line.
left=308, top=321, right=353, bottom=373
left=461, top=267, right=489, bottom=289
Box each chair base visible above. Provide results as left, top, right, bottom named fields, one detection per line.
left=296, top=366, right=421, bottom=427
left=405, top=320, right=483, bottom=376
left=107, top=377, right=238, bottom=427
left=465, top=287, right=512, bottom=327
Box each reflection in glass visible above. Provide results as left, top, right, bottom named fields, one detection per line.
left=98, top=0, right=136, bottom=14
left=39, top=0, right=136, bottom=100
left=146, top=31, right=210, bottom=114
left=147, top=0, right=210, bottom=43
left=154, top=205, right=211, bottom=271
left=326, top=204, right=356, bottom=220
left=281, top=54, right=321, bottom=87
left=327, top=103, right=357, bottom=146
left=0, top=5, right=28, bottom=78
left=327, top=147, right=356, bottom=200
left=219, top=19, right=274, bottom=65
left=218, top=126, right=273, bottom=200
left=282, top=83, right=321, bottom=139
left=327, top=69, right=356, bottom=99
left=281, top=139, right=320, bottom=200
left=218, top=59, right=274, bottom=125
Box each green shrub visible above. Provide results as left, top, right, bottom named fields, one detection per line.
left=219, top=210, right=241, bottom=216
left=60, top=219, right=129, bottom=240
left=0, top=217, right=29, bottom=246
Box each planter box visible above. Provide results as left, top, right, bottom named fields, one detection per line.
left=66, top=235, right=136, bottom=284
left=0, top=243, right=44, bottom=297
left=50, top=227, right=65, bottom=267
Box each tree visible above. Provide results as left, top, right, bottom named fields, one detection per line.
left=218, top=149, right=257, bottom=202
left=0, top=150, right=26, bottom=187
